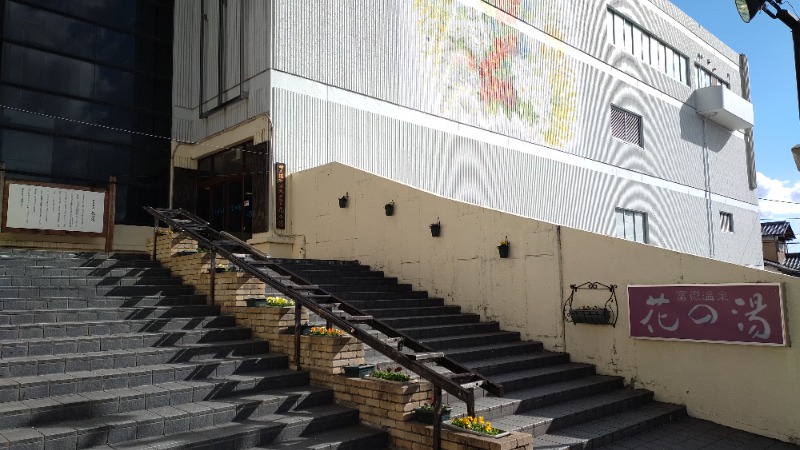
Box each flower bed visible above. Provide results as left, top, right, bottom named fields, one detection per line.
left=446, top=416, right=509, bottom=438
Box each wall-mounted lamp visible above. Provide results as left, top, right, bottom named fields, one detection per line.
left=384, top=201, right=395, bottom=216
left=339, top=193, right=349, bottom=208
left=430, top=219, right=441, bottom=237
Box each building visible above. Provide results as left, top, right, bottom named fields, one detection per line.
left=168, top=0, right=760, bottom=266
left=0, top=0, right=174, bottom=226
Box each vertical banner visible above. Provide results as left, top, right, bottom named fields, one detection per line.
left=628, top=284, right=787, bottom=346
left=274, top=162, right=286, bottom=230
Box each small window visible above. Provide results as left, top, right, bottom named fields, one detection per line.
left=611, top=105, right=643, bottom=147
left=615, top=208, right=648, bottom=243
left=720, top=212, right=734, bottom=233
left=696, top=65, right=730, bottom=89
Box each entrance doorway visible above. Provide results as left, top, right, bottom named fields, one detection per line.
left=196, top=142, right=262, bottom=239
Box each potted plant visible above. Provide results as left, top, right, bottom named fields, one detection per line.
left=343, top=364, right=375, bottom=378
left=308, top=326, right=345, bottom=337
left=497, top=238, right=510, bottom=258
left=430, top=219, right=441, bottom=237
left=338, top=193, right=349, bottom=208
left=445, top=416, right=509, bottom=438
left=384, top=201, right=395, bottom=216
left=414, top=399, right=451, bottom=424
left=569, top=306, right=611, bottom=325
left=366, top=368, right=413, bottom=383
left=265, top=296, right=294, bottom=308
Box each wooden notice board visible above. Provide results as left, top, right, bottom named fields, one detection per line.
left=2, top=178, right=116, bottom=251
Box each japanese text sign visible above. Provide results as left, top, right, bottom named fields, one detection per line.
left=628, top=284, right=787, bottom=346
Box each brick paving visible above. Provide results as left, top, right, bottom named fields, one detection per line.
left=601, top=417, right=798, bottom=449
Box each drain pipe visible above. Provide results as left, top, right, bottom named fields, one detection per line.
left=556, top=226, right=567, bottom=352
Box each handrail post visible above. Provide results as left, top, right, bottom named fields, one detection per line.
left=294, top=301, right=302, bottom=371
left=210, top=251, right=216, bottom=306
left=433, top=386, right=442, bottom=450
left=151, top=217, right=159, bottom=261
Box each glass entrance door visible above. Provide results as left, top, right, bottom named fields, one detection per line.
left=197, top=176, right=253, bottom=239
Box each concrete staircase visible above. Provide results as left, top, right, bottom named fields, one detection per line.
left=0, top=249, right=387, bottom=449
left=274, top=259, right=688, bottom=450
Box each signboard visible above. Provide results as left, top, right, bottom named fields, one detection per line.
left=628, top=284, right=787, bottom=346
left=275, top=162, right=286, bottom=230
left=3, top=181, right=105, bottom=234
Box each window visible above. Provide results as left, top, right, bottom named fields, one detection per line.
left=615, top=208, right=648, bottom=243
left=608, top=9, right=689, bottom=84
left=611, top=105, right=643, bottom=147
left=696, top=66, right=730, bottom=89
left=720, top=212, right=734, bottom=233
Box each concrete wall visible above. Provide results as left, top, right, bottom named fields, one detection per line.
left=286, top=162, right=799, bottom=444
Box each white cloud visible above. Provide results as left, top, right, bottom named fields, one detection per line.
left=757, top=172, right=800, bottom=218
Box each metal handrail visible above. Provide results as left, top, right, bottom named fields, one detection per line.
left=144, top=207, right=503, bottom=443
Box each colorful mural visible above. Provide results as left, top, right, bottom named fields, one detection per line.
left=412, top=0, right=577, bottom=149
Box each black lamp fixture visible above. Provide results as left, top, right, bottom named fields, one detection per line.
left=735, top=0, right=800, bottom=120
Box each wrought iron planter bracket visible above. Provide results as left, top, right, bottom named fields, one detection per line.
left=563, top=282, right=618, bottom=326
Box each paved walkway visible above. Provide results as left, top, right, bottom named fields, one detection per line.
left=602, top=417, right=798, bottom=449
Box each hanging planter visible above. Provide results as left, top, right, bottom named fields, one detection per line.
left=497, top=237, right=510, bottom=258
left=430, top=219, right=441, bottom=237
left=385, top=201, right=395, bottom=216
left=338, top=193, right=349, bottom=208
left=569, top=308, right=612, bottom=325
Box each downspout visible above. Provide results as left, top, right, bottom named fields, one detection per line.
left=702, top=118, right=715, bottom=258
left=556, top=226, right=567, bottom=352
left=740, top=54, right=758, bottom=190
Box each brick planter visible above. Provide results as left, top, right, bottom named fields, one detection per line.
left=275, top=334, right=365, bottom=374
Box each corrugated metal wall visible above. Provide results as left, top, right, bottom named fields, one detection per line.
left=170, top=0, right=763, bottom=266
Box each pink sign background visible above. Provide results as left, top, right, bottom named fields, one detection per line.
left=628, top=284, right=787, bottom=346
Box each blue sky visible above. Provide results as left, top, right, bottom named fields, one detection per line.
left=670, top=0, right=800, bottom=226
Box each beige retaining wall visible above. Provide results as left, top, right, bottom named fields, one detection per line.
left=283, top=162, right=800, bottom=444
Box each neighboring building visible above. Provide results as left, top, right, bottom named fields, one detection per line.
left=0, top=0, right=174, bottom=225
left=169, top=0, right=761, bottom=265
left=761, top=220, right=799, bottom=275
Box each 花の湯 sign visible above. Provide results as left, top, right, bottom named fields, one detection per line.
left=628, top=284, right=787, bottom=346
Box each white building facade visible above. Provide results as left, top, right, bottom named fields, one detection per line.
left=170, top=0, right=760, bottom=266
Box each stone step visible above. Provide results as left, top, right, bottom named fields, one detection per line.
left=442, top=341, right=545, bottom=362
left=0, top=285, right=195, bottom=299
left=485, top=363, right=597, bottom=392
left=0, top=305, right=221, bottom=326
left=295, top=270, right=387, bottom=279
left=378, top=313, right=481, bottom=328
left=0, top=354, right=289, bottom=403
left=334, top=290, right=428, bottom=301
left=463, top=351, right=571, bottom=376
left=0, top=295, right=208, bottom=311
left=530, top=402, right=687, bottom=449
left=499, top=389, right=656, bottom=437
left=0, top=266, right=172, bottom=278
left=419, top=331, right=521, bottom=350
left=362, top=305, right=463, bottom=318
left=343, top=297, right=445, bottom=308
left=0, top=276, right=184, bottom=287
left=0, top=340, right=271, bottom=378
left=397, top=321, right=501, bottom=340
left=0, top=250, right=148, bottom=260
left=97, top=404, right=375, bottom=450
left=0, top=316, right=236, bottom=341
left=296, top=275, right=397, bottom=286
left=0, top=328, right=253, bottom=359
left=0, top=370, right=312, bottom=429
left=315, top=283, right=412, bottom=293
left=278, top=263, right=372, bottom=273
left=0, top=258, right=160, bottom=269
left=0, top=387, right=340, bottom=449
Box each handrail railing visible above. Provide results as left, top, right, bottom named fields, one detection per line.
left=144, top=207, right=504, bottom=449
